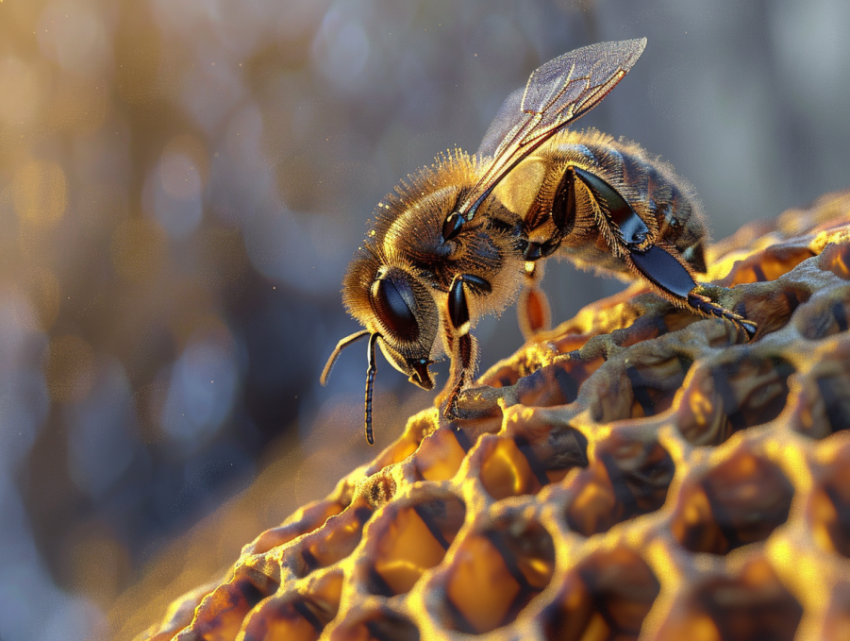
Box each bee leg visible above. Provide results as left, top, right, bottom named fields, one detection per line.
left=442, top=274, right=480, bottom=419
left=686, top=288, right=758, bottom=339
left=571, top=165, right=757, bottom=339
left=518, top=261, right=552, bottom=339
left=629, top=244, right=758, bottom=339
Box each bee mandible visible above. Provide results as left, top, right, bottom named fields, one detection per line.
left=321, top=38, right=757, bottom=444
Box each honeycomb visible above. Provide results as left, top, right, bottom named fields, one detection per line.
left=133, top=190, right=850, bottom=641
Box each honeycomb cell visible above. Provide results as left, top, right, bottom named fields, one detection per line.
left=141, top=583, right=216, bottom=641
left=295, top=501, right=373, bottom=578
left=794, top=368, right=850, bottom=439
left=480, top=339, right=601, bottom=396
left=740, top=285, right=811, bottom=336
left=367, top=495, right=465, bottom=596
left=329, top=610, right=420, bottom=641
left=624, top=353, right=693, bottom=418
left=190, top=570, right=277, bottom=641
left=565, top=436, right=673, bottom=536
left=671, top=451, right=794, bottom=554
left=820, top=240, right=850, bottom=280
left=676, top=355, right=794, bottom=446
left=809, top=445, right=850, bottom=558
left=513, top=358, right=603, bottom=408
left=413, top=428, right=467, bottom=481
left=795, top=287, right=850, bottom=340
left=241, top=571, right=342, bottom=641
left=442, top=516, right=555, bottom=633
left=819, top=300, right=849, bottom=338
left=618, top=308, right=683, bottom=346
left=251, top=499, right=346, bottom=555
left=480, top=437, right=544, bottom=500
left=589, top=352, right=693, bottom=423
left=479, top=428, right=588, bottom=500
left=551, top=332, right=595, bottom=355
left=371, top=430, right=421, bottom=471
left=244, top=601, right=323, bottom=641
left=657, top=557, right=803, bottom=641
left=542, top=547, right=660, bottom=641
left=531, top=427, right=590, bottom=483
left=657, top=307, right=714, bottom=337
left=728, top=245, right=815, bottom=285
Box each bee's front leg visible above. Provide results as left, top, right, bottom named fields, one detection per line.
left=441, top=274, right=480, bottom=419
left=628, top=244, right=758, bottom=339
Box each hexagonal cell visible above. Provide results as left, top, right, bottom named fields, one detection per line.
left=143, top=584, right=215, bottom=641
left=329, top=610, right=420, bottom=641
left=795, top=287, right=850, bottom=340
left=368, top=413, right=433, bottom=472
left=441, top=516, right=555, bottom=634
left=671, top=451, right=794, bottom=555
left=625, top=354, right=694, bottom=418
left=809, top=445, right=850, bottom=558
left=742, top=285, right=810, bottom=337
left=550, top=332, right=596, bottom=354
left=242, top=571, right=343, bottom=641
left=676, top=355, right=795, bottom=446
left=542, top=547, right=660, bottom=641
left=656, top=557, right=803, bottom=641
left=820, top=240, right=850, bottom=280
left=413, top=428, right=468, bottom=481
left=479, top=336, right=601, bottom=393
left=715, top=253, right=813, bottom=334
left=616, top=308, right=676, bottom=346
left=480, top=429, right=588, bottom=500
left=565, top=437, right=674, bottom=536
left=794, top=367, right=850, bottom=439
left=480, top=437, right=543, bottom=500
left=190, top=569, right=277, bottom=641
left=513, top=357, right=604, bottom=408
left=654, top=307, right=711, bottom=337
left=727, top=245, right=815, bottom=285
left=295, top=501, right=374, bottom=578
left=367, top=495, right=465, bottom=596
left=590, top=353, right=693, bottom=423
left=251, top=500, right=347, bottom=555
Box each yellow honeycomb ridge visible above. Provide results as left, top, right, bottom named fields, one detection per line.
left=133, top=190, right=850, bottom=641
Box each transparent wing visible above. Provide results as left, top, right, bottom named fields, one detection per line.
left=463, top=38, right=647, bottom=221
left=478, top=87, right=524, bottom=159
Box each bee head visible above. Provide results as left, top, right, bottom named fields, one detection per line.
left=368, top=267, right=437, bottom=389
left=337, top=249, right=440, bottom=391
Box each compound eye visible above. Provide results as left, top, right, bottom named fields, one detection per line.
left=371, top=277, right=419, bottom=342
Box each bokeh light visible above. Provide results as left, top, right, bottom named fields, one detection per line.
left=14, top=161, right=67, bottom=228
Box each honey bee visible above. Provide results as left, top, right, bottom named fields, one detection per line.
left=321, top=38, right=757, bottom=444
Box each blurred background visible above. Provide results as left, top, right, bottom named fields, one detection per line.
left=0, top=0, right=848, bottom=638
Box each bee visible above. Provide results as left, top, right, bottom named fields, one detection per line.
left=321, top=38, right=757, bottom=444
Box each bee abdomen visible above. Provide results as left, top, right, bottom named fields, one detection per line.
left=550, top=131, right=709, bottom=273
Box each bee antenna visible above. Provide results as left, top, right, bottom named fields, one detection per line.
left=320, top=329, right=370, bottom=385
left=364, top=333, right=381, bottom=445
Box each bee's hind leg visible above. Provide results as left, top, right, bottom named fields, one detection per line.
left=518, top=261, right=552, bottom=340
left=628, top=244, right=758, bottom=340
left=687, top=286, right=758, bottom=338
